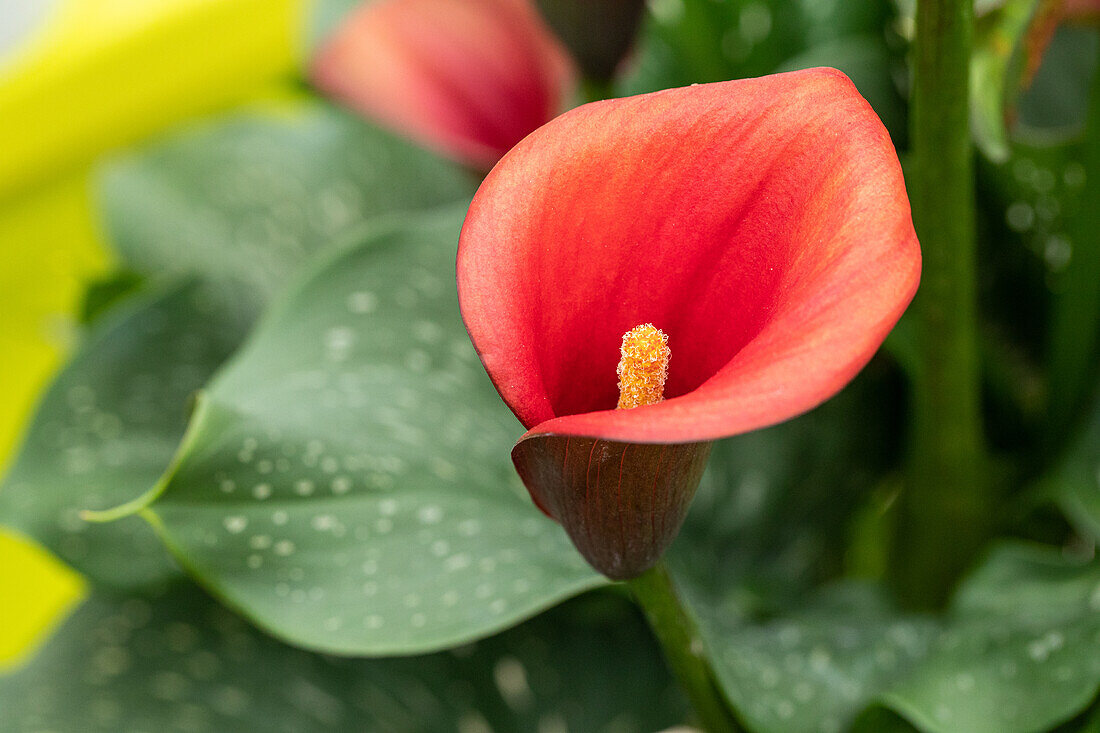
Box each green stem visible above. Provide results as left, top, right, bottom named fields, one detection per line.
left=627, top=562, right=742, bottom=733
left=892, top=0, right=989, bottom=607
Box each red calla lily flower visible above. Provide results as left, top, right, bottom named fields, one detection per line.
left=457, top=68, right=921, bottom=579
left=311, top=0, right=574, bottom=170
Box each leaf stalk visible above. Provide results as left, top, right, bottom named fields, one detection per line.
left=627, top=561, right=742, bottom=732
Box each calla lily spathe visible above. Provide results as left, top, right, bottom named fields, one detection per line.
left=457, top=67, right=919, bottom=576
left=457, top=69, right=921, bottom=579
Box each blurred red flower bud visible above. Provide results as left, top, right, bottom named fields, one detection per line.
left=312, top=0, right=574, bottom=169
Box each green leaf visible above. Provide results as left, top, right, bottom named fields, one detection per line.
left=694, top=583, right=936, bottom=733
left=1, top=95, right=477, bottom=591
left=97, top=95, right=476, bottom=325
left=685, top=543, right=1100, bottom=733
left=78, top=270, right=146, bottom=325
left=672, top=383, right=1100, bottom=732
left=881, top=544, right=1100, bottom=733
left=981, top=136, right=1099, bottom=442
left=0, top=583, right=688, bottom=732
left=620, top=0, right=895, bottom=95
left=118, top=208, right=605, bottom=655
left=0, top=282, right=246, bottom=588
left=851, top=707, right=921, bottom=733
left=1057, top=403, right=1100, bottom=540
left=664, top=369, right=912, bottom=730
left=672, top=367, right=900, bottom=611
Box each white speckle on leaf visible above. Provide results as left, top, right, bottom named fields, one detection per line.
left=347, top=291, right=378, bottom=314
left=325, top=327, right=354, bottom=361
left=249, top=535, right=272, bottom=550
left=1089, top=582, right=1100, bottom=611
left=224, top=516, right=247, bottom=534
left=1006, top=201, right=1034, bottom=231
left=494, top=657, right=533, bottom=711
left=458, top=519, right=481, bottom=536
left=445, top=553, right=471, bottom=572
left=418, top=505, right=443, bottom=525
left=1064, top=162, right=1086, bottom=188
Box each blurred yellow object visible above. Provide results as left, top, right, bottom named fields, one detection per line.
left=0, top=530, right=85, bottom=671
left=0, top=170, right=108, bottom=480
left=0, top=0, right=317, bottom=669
left=0, top=0, right=306, bottom=201
left=0, top=170, right=107, bottom=670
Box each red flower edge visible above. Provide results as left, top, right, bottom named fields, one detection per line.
left=458, top=68, right=921, bottom=577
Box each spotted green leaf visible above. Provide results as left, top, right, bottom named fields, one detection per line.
left=672, top=369, right=899, bottom=611
left=97, top=94, right=475, bottom=324
left=621, top=0, right=894, bottom=95
left=1058, top=399, right=1100, bottom=540
left=0, top=582, right=687, bottom=732
left=685, top=543, right=1100, bottom=733
left=115, top=208, right=605, bottom=655
left=880, top=544, right=1100, bottom=733
left=983, top=136, right=1099, bottom=440
left=693, top=583, right=936, bottom=733
left=0, top=282, right=246, bottom=588
left=663, top=371, right=912, bottom=732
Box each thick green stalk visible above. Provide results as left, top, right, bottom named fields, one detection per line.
left=892, top=0, right=989, bottom=607
left=627, top=562, right=742, bottom=733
